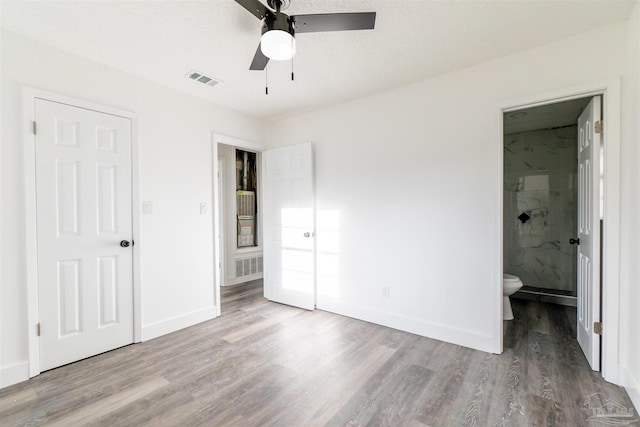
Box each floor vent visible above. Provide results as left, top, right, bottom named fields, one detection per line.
left=235, top=255, right=263, bottom=279
left=185, top=70, right=222, bottom=87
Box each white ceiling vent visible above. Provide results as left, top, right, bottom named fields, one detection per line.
left=185, top=70, right=222, bottom=87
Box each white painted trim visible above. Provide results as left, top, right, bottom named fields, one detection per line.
left=227, top=273, right=265, bottom=286
left=318, top=299, right=495, bottom=353
left=131, top=114, right=143, bottom=343
left=494, top=106, right=505, bottom=354
left=600, top=80, right=622, bottom=385
left=236, top=246, right=265, bottom=255
left=212, top=141, right=221, bottom=313
left=141, top=306, right=217, bottom=341
left=498, top=78, right=622, bottom=384
left=621, top=365, right=640, bottom=412
left=0, top=361, right=30, bottom=389
left=212, top=133, right=265, bottom=316
left=22, top=87, right=141, bottom=377
left=217, top=157, right=226, bottom=287
left=23, top=88, right=39, bottom=377
left=214, top=133, right=265, bottom=153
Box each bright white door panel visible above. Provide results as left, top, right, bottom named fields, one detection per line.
left=263, top=143, right=315, bottom=310
left=576, top=96, right=601, bottom=371
left=35, top=99, right=133, bottom=371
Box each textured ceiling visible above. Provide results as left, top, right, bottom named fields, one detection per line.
left=1, top=0, right=636, bottom=120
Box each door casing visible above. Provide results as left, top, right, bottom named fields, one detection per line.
left=497, top=78, right=622, bottom=384
left=23, top=88, right=142, bottom=377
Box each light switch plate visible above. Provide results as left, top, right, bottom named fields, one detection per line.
left=142, top=201, right=153, bottom=215
left=200, top=203, right=208, bottom=215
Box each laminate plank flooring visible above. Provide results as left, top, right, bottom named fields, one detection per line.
left=0, top=280, right=636, bottom=426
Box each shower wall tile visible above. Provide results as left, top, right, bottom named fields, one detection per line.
left=504, top=126, right=577, bottom=294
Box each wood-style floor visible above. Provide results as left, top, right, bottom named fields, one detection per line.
left=1, top=280, right=636, bottom=426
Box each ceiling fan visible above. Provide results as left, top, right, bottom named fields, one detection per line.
left=235, top=0, right=376, bottom=70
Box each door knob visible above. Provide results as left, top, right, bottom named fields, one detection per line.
left=120, top=240, right=131, bottom=248
left=569, top=238, right=580, bottom=245
left=303, top=232, right=312, bottom=238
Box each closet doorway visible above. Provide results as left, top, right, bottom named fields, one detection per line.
left=214, top=136, right=264, bottom=315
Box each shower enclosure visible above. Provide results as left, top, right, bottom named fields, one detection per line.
left=503, top=121, right=578, bottom=306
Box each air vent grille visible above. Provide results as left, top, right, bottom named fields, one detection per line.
left=185, top=70, right=222, bottom=87
left=235, top=255, right=264, bottom=279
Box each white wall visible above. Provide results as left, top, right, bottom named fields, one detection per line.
left=267, top=22, right=630, bottom=356
left=0, top=30, right=264, bottom=387
left=620, top=1, right=640, bottom=410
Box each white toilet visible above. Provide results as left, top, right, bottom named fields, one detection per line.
left=503, top=273, right=523, bottom=320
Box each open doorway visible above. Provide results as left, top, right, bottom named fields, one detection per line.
left=499, top=79, right=622, bottom=384
left=503, top=97, right=593, bottom=306
left=503, top=96, right=602, bottom=369
left=213, top=136, right=317, bottom=317
left=217, top=143, right=263, bottom=314
left=212, top=134, right=266, bottom=316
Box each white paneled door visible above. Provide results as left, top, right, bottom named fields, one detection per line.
left=576, top=96, right=602, bottom=371
left=263, top=143, right=315, bottom=310
left=35, top=99, right=133, bottom=371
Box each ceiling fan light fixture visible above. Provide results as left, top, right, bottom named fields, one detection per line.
left=260, top=29, right=296, bottom=60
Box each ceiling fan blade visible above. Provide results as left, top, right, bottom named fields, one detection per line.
left=292, top=12, right=376, bottom=33
left=250, top=43, right=270, bottom=70
left=235, top=0, right=270, bottom=20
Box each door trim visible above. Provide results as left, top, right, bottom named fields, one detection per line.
left=23, top=88, right=141, bottom=377
left=211, top=133, right=265, bottom=315
left=497, top=78, right=621, bottom=384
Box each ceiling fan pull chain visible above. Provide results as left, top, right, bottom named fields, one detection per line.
left=265, top=65, right=269, bottom=95
left=291, top=37, right=295, bottom=81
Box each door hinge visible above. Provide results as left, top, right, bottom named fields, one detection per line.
left=594, top=120, right=603, bottom=134
left=594, top=321, right=603, bottom=335
left=36, top=322, right=41, bottom=337
left=32, top=121, right=37, bottom=135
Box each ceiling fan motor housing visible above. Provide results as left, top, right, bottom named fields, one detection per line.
left=262, top=11, right=295, bottom=37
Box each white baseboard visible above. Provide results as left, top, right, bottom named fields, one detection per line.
left=621, top=365, right=640, bottom=411
left=223, top=273, right=263, bottom=287
left=0, top=361, right=29, bottom=389
left=317, top=299, right=495, bottom=353
left=141, top=306, right=218, bottom=341
left=230, top=273, right=263, bottom=286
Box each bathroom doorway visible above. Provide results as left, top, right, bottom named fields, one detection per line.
left=503, top=95, right=604, bottom=371
left=503, top=97, right=593, bottom=305
left=499, top=79, right=622, bottom=383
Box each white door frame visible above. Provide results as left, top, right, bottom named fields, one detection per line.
left=217, top=157, right=226, bottom=287
left=211, top=133, right=265, bottom=314
left=23, top=88, right=142, bottom=377
left=497, top=78, right=621, bottom=384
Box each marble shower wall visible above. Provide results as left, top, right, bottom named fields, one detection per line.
left=503, top=126, right=577, bottom=295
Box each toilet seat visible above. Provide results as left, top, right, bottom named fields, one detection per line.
left=503, top=273, right=520, bottom=282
